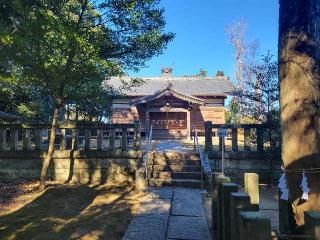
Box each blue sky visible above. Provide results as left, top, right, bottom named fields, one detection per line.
left=129, top=0, right=279, bottom=82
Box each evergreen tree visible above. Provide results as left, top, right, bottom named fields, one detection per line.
left=1, top=0, right=174, bottom=189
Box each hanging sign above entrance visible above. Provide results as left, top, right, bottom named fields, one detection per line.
left=218, top=128, right=228, bottom=137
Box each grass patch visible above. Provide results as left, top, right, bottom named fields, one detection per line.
left=0, top=183, right=141, bottom=240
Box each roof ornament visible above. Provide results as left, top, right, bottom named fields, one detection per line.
left=167, top=83, right=173, bottom=89
left=161, top=67, right=173, bottom=77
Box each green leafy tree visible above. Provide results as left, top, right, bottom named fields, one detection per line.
left=225, top=98, right=241, bottom=124
left=197, top=68, right=207, bottom=77
left=242, top=53, right=280, bottom=149
left=216, top=70, right=225, bottom=76
left=1, top=0, right=174, bottom=189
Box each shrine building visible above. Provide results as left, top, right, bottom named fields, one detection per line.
left=108, top=68, right=234, bottom=139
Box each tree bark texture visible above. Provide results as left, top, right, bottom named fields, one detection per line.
left=39, top=104, right=61, bottom=190
left=279, top=0, right=320, bottom=227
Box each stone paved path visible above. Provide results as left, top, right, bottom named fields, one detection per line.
left=122, top=187, right=211, bottom=240
left=152, top=140, right=193, bottom=152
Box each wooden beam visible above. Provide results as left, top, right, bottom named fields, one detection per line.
left=148, top=107, right=188, bottom=112
left=187, top=110, right=191, bottom=140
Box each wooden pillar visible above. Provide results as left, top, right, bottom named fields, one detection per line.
left=60, top=128, right=67, bottom=150
left=232, top=127, right=238, bottom=152
left=133, top=121, right=141, bottom=150
left=109, top=128, right=115, bottom=150
left=205, top=121, right=213, bottom=152
left=244, top=127, right=251, bottom=151
left=22, top=128, right=32, bottom=151
left=97, top=129, right=103, bottom=151
left=34, top=129, right=42, bottom=151
left=187, top=110, right=191, bottom=140
left=0, top=128, right=7, bottom=151
left=121, top=127, right=128, bottom=150
left=84, top=129, right=91, bottom=150
left=10, top=128, right=19, bottom=150
left=145, top=110, right=150, bottom=135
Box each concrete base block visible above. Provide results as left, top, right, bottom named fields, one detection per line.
left=230, top=192, right=257, bottom=240
left=220, top=183, right=238, bottom=240
left=238, top=211, right=271, bottom=240
left=211, top=173, right=230, bottom=239
left=304, top=211, right=320, bottom=240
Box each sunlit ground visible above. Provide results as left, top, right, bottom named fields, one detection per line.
left=0, top=182, right=145, bottom=240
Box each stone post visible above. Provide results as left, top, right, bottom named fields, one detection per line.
left=279, top=194, right=293, bottom=235
left=0, top=128, right=7, bottom=151
left=219, top=137, right=223, bottom=151
left=34, top=129, right=42, bottom=151
left=22, top=128, right=32, bottom=151
left=232, top=127, right=238, bottom=152
left=244, top=127, right=251, bottom=151
left=304, top=211, right=320, bottom=240
left=256, top=127, right=264, bottom=152
left=220, top=183, right=238, bottom=240
left=212, top=173, right=230, bottom=240
left=121, top=127, right=128, bottom=150
left=10, top=128, right=19, bottom=150
left=133, top=121, right=141, bottom=150
left=205, top=121, right=213, bottom=152
left=244, top=173, right=259, bottom=207
left=84, top=129, right=91, bottom=150
left=97, top=129, right=103, bottom=151
left=109, top=128, right=115, bottom=150
left=71, top=128, right=78, bottom=150
left=60, top=128, right=67, bottom=150
left=230, top=192, right=257, bottom=240
left=238, top=211, right=271, bottom=240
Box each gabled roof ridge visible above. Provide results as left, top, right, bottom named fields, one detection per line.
left=110, top=75, right=229, bottom=81
left=131, top=84, right=205, bottom=105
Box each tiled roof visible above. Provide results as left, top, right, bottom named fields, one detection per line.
left=106, top=75, right=234, bottom=97
left=132, top=83, right=205, bottom=105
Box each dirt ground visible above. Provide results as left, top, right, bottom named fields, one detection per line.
left=0, top=181, right=148, bottom=240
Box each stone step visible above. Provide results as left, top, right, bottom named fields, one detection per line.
left=153, top=152, right=200, bottom=161
left=152, top=159, right=201, bottom=166
left=152, top=171, right=202, bottom=180
left=148, top=165, right=202, bottom=173
left=148, top=178, right=201, bottom=188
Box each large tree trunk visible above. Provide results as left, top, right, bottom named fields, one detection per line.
left=39, top=103, right=61, bottom=190
left=279, top=0, right=320, bottom=228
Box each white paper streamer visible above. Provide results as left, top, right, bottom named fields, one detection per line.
left=300, top=171, right=310, bottom=200
left=278, top=172, right=289, bottom=200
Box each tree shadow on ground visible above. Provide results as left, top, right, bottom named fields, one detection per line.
left=0, top=184, right=136, bottom=240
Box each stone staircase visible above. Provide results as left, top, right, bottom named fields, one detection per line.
left=147, top=151, right=202, bottom=188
